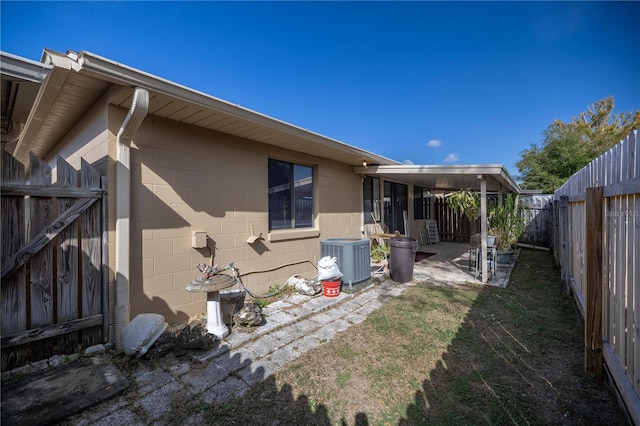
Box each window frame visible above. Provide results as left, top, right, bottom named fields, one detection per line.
left=363, top=176, right=381, bottom=224
left=414, top=185, right=431, bottom=220
left=268, top=158, right=314, bottom=232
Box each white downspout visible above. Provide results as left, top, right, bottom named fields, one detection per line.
left=115, top=87, right=149, bottom=350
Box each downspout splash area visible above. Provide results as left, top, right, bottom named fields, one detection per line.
left=115, top=87, right=149, bottom=350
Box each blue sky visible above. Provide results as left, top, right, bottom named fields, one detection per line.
left=2, top=1, right=639, bottom=179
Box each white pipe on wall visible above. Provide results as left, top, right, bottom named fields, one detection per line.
left=114, top=87, right=149, bottom=350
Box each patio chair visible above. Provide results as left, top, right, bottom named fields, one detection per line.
left=364, top=223, right=390, bottom=247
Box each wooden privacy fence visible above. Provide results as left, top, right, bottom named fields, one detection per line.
left=434, top=196, right=480, bottom=242
left=434, top=194, right=551, bottom=247
left=552, top=129, right=640, bottom=424
left=519, top=194, right=553, bottom=247
left=1, top=151, right=108, bottom=371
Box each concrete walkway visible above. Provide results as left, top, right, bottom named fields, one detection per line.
left=60, top=279, right=412, bottom=425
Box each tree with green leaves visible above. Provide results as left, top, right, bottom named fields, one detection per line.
left=517, top=97, right=640, bottom=193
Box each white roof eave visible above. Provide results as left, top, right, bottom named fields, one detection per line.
left=70, top=50, right=400, bottom=167
left=1, top=51, right=52, bottom=83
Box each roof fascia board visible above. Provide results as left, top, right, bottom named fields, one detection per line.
left=1, top=51, right=52, bottom=83
left=355, top=164, right=521, bottom=193
left=13, top=65, right=73, bottom=161
left=360, top=164, right=505, bottom=174
left=72, top=50, right=399, bottom=166
left=498, top=168, right=520, bottom=193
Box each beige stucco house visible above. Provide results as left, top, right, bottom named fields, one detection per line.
left=2, top=49, right=519, bottom=345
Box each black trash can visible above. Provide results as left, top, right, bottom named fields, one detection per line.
left=389, top=237, right=419, bottom=283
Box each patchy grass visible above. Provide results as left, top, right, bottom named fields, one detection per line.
left=203, top=249, right=626, bottom=425
left=250, top=285, right=298, bottom=308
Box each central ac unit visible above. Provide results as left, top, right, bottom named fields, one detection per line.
left=320, top=238, right=371, bottom=285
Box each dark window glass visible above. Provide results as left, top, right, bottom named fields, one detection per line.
left=268, top=159, right=313, bottom=230
left=414, top=186, right=431, bottom=220
left=363, top=176, right=380, bottom=224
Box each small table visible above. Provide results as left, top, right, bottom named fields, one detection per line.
left=369, top=233, right=399, bottom=246
left=186, top=273, right=237, bottom=339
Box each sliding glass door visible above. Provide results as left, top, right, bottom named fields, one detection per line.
left=383, top=181, right=407, bottom=235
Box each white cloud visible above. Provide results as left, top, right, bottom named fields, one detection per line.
left=427, top=139, right=442, bottom=148
left=444, top=153, right=459, bottom=162
left=403, top=159, right=415, bottom=165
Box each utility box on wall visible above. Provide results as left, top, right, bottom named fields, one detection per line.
left=192, top=231, right=207, bottom=248
left=320, top=238, right=371, bottom=285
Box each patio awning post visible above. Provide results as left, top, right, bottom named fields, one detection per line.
left=479, top=176, right=488, bottom=283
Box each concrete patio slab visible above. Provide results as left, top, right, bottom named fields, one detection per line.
left=413, top=241, right=517, bottom=287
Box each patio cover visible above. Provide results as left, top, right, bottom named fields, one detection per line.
left=353, top=163, right=521, bottom=283
left=352, top=164, right=519, bottom=194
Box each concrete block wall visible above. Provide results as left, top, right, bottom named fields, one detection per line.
left=126, top=114, right=363, bottom=322
left=46, top=99, right=366, bottom=327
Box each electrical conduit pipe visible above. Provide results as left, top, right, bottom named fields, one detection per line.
left=115, top=87, right=149, bottom=350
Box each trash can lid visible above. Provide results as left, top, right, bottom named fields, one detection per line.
left=389, top=237, right=418, bottom=247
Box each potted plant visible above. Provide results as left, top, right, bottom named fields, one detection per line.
left=447, top=189, right=480, bottom=221
left=489, top=193, right=526, bottom=263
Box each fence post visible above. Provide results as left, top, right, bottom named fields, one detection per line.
left=585, top=186, right=603, bottom=382
left=551, top=199, right=558, bottom=264
left=559, top=196, right=570, bottom=295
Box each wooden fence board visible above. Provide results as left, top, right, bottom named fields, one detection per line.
left=560, top=197, right=569, bottom=294
left=1, top=150, right=26, bottom=335
left=28, top=153, right=54, bottom=329
left=603, top=342, right=640, bottom=426
left=101, top=176, right=110, bottom=341
left=1, top=196, right=99, bottom=280
left=616, top=196, right=625, bottom=363
left=633, top=130, right=640, bottom=395
left=28, top=154, right=55, bottom=361
left=634, top=194, right=640, bottom=395
left=634, top=130, right=640, bottom=178
left=80, top=159, right=103, bottom=346
left=1, top=315, right=102, bottom=348
left=602, top=196, right=610, bottom=343
left=553, top=129, right=640, bottom=420
left=434, top=196, right=483, bottom=242
left=624, top=194, right=633, bottom=387
left=1, top=150, right=27, bottom=369
left=1, top=152, right=107, bottom=370
left=585, top=187, right=603, bottom=381
left=1, top=185, right=103, bottom=198
left=519, top=194, right=552, bottom=246
left=56, top=156, right=80, bottom=355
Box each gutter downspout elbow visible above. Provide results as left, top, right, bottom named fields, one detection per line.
left=115, top=87, right=149, bottom=350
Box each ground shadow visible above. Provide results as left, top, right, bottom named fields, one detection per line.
left=199, top=249, right=626, bottom=424
left=396, top=249, right=627, bottom=425
left=46, top=249, right=628, bottom=425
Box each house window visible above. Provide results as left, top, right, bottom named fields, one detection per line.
left=414, top=186, right=431, bottom=220
left=363, top=176, right=380, bottom=224
left=268, top=159, right=313, bottom=230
